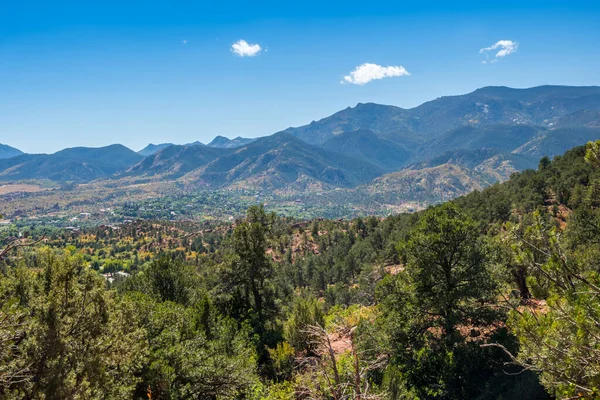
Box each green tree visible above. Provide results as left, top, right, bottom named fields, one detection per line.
left=398, top=203, right=496, bottom=336
left=217, top=205, right=279, bottom=361
left=283, top=294, right=325, bottom=356
left=136, top=256, right=201, bottom=306
left=0, top=249, right=146, bottom=399
left=130, top=294, right=258, bottom=399
left=0, top=297, right=30, bottom=393
left=378, top=203, right=524, bottom=399
left=505, top=209, right=600, bottom=398
left=311, top=220, right=320, bottom=238
left=585, top=139, right=600, bottom=168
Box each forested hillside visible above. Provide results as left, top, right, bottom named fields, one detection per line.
left=1, top=141, right=600, bottom=399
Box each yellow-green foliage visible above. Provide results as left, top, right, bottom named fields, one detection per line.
left=249, top=381, right=295, bottom=400
left=283, top=295, right=325, bottom=354
left=268, top=341, right=296, bottom=380
left=585, top=140, right=600, bottom=168
left=324, top=304, right=377, bottom=332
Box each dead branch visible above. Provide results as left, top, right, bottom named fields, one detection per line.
left=0, top=235, right=45, bottom=260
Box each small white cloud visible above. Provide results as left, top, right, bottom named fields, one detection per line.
left=231, top=40, right=262, bottom=57
left=480, top=40, right=518, bottom=62
left=342, top=63, right=410, bottom=85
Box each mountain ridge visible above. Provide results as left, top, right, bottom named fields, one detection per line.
left=0, top=85, right=599, bottom=204
left=207, top=136, right=256, bottom=148
left=179, top=133, right=384, bottom=190
left=0, top=144, right=142, bottom=182
left=0, top=144, right=24, bottom=160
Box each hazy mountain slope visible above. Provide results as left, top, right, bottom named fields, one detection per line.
left=513, top=127, right=600, bottom=159
left=468, top=85, right=600, bottom=102
left=553, top=110, right=600, bottom=129
left=279, top=103, right=420, bottom=145
left=0, top=144, right=24, bottom=159
left=412, top=148, right=501, bottom=169
left=138, top=143, right=174, bottom=157
left=207, top=136, right=256, bottom=148
left=53, top=145, right=142, bottom=168
left=474, top=153, right=538, bottom=182
left=0, top=144, right=142, bottom=182
left=409, top=86, right=600, bottom=136
left=126, top=144, right=233, bottom=178
left=356, top=164, right=493, bottom=204
left=180, top=133, right=384, bottom=190
left=409, top=97, right=528, bottom=136
left=412, top=148, right=538, bottom=184
left=320, top=130, right=412, bottom=171
left=278, top=86, right=600, bottom=146
left=418, top=124, right=540, bottom=160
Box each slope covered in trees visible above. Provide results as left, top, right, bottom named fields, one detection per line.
left=1, top=141, right=600, bottom=399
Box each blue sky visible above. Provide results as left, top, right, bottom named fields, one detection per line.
left=1, top=0, right=599, bottom=153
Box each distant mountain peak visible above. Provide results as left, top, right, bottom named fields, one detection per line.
left=355, top=102, right=380, bottom=107
left=208, top=136, right=230, bottom=146
left=353, top=102, right=401, bottom=110
left=0, top=144, right=24, bottom=160
left=138, top=143, right=174, bottom=157
left=207, top=136, right=256, bottom=149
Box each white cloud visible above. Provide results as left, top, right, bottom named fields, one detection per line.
left=480, top=40, right=518, bottom=62
left=342, top=63, right=410, bottom=85
left=231, top=40, right=262, bottom=57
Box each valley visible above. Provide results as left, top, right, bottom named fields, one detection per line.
left=3, top=4, right=600, bottom=398
left=1, top=85, right=600, bottom=226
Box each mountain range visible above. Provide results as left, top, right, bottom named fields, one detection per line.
left=2, top=85, right=600, bottom=205
left=0, top=145, right=142, bottom=182
left=137, top=136, right=256, bottom=157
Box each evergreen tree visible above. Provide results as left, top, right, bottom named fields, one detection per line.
left=0, top=249, right=146, bottom=399
left=217, top=205, right=279, bottom=361
left=378, top=203, right=523, bottom=399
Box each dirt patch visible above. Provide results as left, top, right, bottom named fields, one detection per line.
left=518, top=298, right=548, bottom=314
left=0, top=184, right=48, bottom=195
left=385, top=264, right=404, bottom=275
left=328, top=332, right=353, bottom=355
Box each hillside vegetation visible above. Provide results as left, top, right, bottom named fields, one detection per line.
left=1, top=141, right=600, bottom=399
